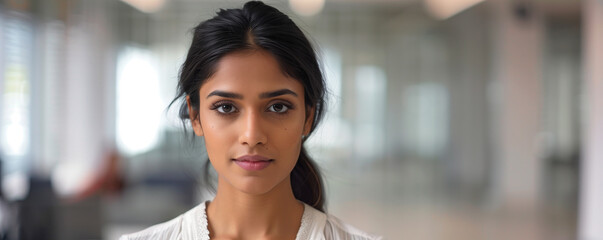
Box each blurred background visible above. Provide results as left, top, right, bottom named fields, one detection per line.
left=1, top=0, right=602, bottom=239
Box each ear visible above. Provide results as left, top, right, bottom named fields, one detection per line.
left=303, top=106, right=315, bottom=136
left=186, top=95, right=204, bottom=137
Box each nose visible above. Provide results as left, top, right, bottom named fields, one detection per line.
left=238, top=110, right=267, bottom=147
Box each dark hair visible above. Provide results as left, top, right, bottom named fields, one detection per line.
left=170, top=1, right=327, bottom=212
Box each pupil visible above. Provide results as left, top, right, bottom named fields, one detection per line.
left=274, top=104, right=283, bottom=111
left=222, top=105, right=231, bottom=112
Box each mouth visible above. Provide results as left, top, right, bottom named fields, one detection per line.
left=233, top=155, right=274, bottom=171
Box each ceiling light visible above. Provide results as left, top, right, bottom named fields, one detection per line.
left=424, top=0, right=485, bottom=20
left=289, top=0, right=325, bottom=17
left=120, top=0, right=166, bottom=13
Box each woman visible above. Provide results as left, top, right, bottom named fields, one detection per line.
left=121, top=1, right=380, bottom=239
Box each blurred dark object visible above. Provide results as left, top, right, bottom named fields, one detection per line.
left=17, top=178, right=103, bottom=240
left=514, top=2, right=533, bottom=21
left=17, top=178, right=56, bottom=240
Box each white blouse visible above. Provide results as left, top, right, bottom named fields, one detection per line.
left=120, top=202, right=381, bottom=240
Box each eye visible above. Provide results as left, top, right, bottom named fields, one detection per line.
left=216, top=104, right=237, bottom=114
left=267, top=103, right=289, bottom=113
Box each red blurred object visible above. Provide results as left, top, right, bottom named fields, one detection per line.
left=69, top=149, right=125, bottom=202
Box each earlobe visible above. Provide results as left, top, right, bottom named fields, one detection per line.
left=186, top=96, right=204, bottom=137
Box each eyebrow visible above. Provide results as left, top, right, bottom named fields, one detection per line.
left=206, top=89, right=298, bottom=99
left=206, top=91, right=243, bottom=99
left=259, top=89, right=298, bottom=98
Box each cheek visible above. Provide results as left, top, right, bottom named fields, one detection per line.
left=274, top=119, right=305, bottom=150
left=200, top=119, right=232, bottom=157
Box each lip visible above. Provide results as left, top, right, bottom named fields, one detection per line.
left=233, top=155, right=273, bottom=171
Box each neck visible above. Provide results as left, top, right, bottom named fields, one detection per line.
left=207, top=176, right=304, bottom=239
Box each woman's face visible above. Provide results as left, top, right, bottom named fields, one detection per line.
left=188, top=50, right=312, bottom=195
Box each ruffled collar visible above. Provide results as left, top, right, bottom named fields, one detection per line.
left=195, top=201, right=321, bottom=240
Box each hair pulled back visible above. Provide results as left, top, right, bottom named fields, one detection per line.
left=171, top=1, right=327, bottom=212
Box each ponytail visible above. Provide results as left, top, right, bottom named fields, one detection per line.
left=291, top=146, right=325, bottom=212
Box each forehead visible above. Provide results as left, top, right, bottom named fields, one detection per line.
left=199, top=50, right=303, bottom=95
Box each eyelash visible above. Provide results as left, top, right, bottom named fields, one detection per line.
left=210, top=101, right=238, bottom=114
left=209, top=101, right=294, bottom=115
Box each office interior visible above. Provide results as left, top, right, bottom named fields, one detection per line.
left=0, top=0, right=602, bottom=239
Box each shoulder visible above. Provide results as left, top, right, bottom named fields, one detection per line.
left=119, top=216, right=183, bottom=240
left=119, top=202, right=208, bottom=240
left=300, top=204, right=382, bottom=240
left=324, top=214, right=382, bottom=240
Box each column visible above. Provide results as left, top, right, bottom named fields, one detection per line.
left=490, top=0, right=544, bottom=209
left=579, top=0, right=603, bottom=239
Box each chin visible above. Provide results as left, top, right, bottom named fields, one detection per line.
left=235, top=176, right=288, bottom=196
